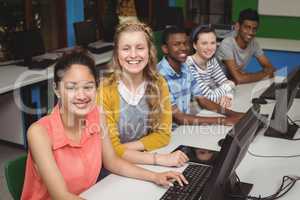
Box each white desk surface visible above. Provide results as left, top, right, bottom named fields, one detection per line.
left=257, top=37, right=300, bottom=52
left=0, top=51, right=112, bottom=94
left=81, top=81, right=300, bottom=200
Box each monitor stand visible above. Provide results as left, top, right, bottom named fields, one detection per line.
left=224, top=173, right=253, bottom=200
left=225, top=182, right=253, bottom=200
left=264, top=120, right=298, bottom=140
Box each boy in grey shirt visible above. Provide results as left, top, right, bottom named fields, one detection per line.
left=216, top=8, right=275, bottom=84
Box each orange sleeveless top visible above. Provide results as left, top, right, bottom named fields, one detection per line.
left=21, top=105, right=102, bottom=200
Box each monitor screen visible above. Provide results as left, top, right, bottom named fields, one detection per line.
left=73, top=20, right=97, bottom=47
left=11, top=30, right=45, bottom=66
left=202, top=106, right=262, bottom=200
left=263, top=66, right=300, bottom=139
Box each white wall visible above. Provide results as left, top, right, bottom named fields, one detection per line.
left=258, top=0, right=300, bottom=17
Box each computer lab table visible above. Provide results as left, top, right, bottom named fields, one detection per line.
left=80, top=80, right=300, bottom=200
left=0, top=50, right=113, bottom=146
left=0, top=50, right=113, bottom=94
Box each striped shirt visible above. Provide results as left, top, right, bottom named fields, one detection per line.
left=186, top=56, right=234, bottom=103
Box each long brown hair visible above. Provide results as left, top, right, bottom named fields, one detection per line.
left=106, top=21, right=162, bottom=131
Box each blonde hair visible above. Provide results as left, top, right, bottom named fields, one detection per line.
left=107, top=21, right=161, bottom=131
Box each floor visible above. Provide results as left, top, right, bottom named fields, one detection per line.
left=0, top=142, right=26, bottom=200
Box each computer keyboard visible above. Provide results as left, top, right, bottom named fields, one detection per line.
left=260, top=82, right=275, bottom=99
left=160, top=164, right=212, bottom=200
left=29, top=59, right=56, bottom=69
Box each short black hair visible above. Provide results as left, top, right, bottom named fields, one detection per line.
left=191, top=24, right=216, bottom=44
left=54, top=50, right=99, bottom=87
left=161, top=26, right=186, bottom=45
left=238, top=8, right=259, bottom=24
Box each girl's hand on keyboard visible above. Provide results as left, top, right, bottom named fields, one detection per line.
left=153, top=171, right=188, bottom=187
left=156, top=150, right=189, bottom=167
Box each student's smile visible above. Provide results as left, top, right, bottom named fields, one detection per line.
left=202, top=49, right=214, bottom=57
left=178, top=52, right=188, bottom=60
left=127, top=60, right=142, bottom=64
left=72, top=99, right=92, bottom=109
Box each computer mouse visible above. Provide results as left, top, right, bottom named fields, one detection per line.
left=252, top=98, right=268, bottom=104
left=218, top=138, right=225, bottom=147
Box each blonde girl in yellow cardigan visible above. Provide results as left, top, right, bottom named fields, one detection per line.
left=97, top=21, right=188, bottom=167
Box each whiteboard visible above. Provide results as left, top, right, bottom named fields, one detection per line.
left=258, top=0, right=300, bottom=17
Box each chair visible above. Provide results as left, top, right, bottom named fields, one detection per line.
left=4, top=154, right=27, bottom=200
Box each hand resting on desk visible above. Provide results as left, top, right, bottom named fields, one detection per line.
left=223, top=112, right=244, bottom=126
left=154, top=150, right=189, bottom=167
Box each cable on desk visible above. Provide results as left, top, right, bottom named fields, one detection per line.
left=286, top=116, right=300, bottom=140
left=226, top=175, right=300, bottom=200
left=287, top=116, right=300, bottom=128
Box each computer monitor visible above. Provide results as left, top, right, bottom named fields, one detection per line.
left=211, top=24, right=234, bottom=42
left=202, top=106, right=263, bottom=200
left=263, top=66, right=300, bottom=139
left=260, top=66, right=300, bottom=100
left=73, top=20, right=97, bottom=47
left=153, top=7, right=184, bottom=30
left=11, top=30, right=45, bottom=66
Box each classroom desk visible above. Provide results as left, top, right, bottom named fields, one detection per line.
left=80, top=81, right=300, bottom=200
left=0, top=50, right=113, bottom=145
left=0, top=51, right=113, bottom=94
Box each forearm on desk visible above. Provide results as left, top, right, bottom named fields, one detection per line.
left=173, top=112, right=225, bottom=125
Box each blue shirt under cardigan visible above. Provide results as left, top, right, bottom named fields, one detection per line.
left=157, top=57, right=203, bottom=114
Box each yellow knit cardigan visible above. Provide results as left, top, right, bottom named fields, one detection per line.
left=96, top=75, right=172, bottom=156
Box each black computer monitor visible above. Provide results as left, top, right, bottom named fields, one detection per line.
left=261, top=66, right=300, bottom=100
left=202, top=106, right=263, bottom=200
left=11, top=30, right=45, bottom=66
left=153, top=7, right=184, bottom=30
left=73, top=20, right=97, bottom=47
left=263, top=67, right=300, bottom=139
